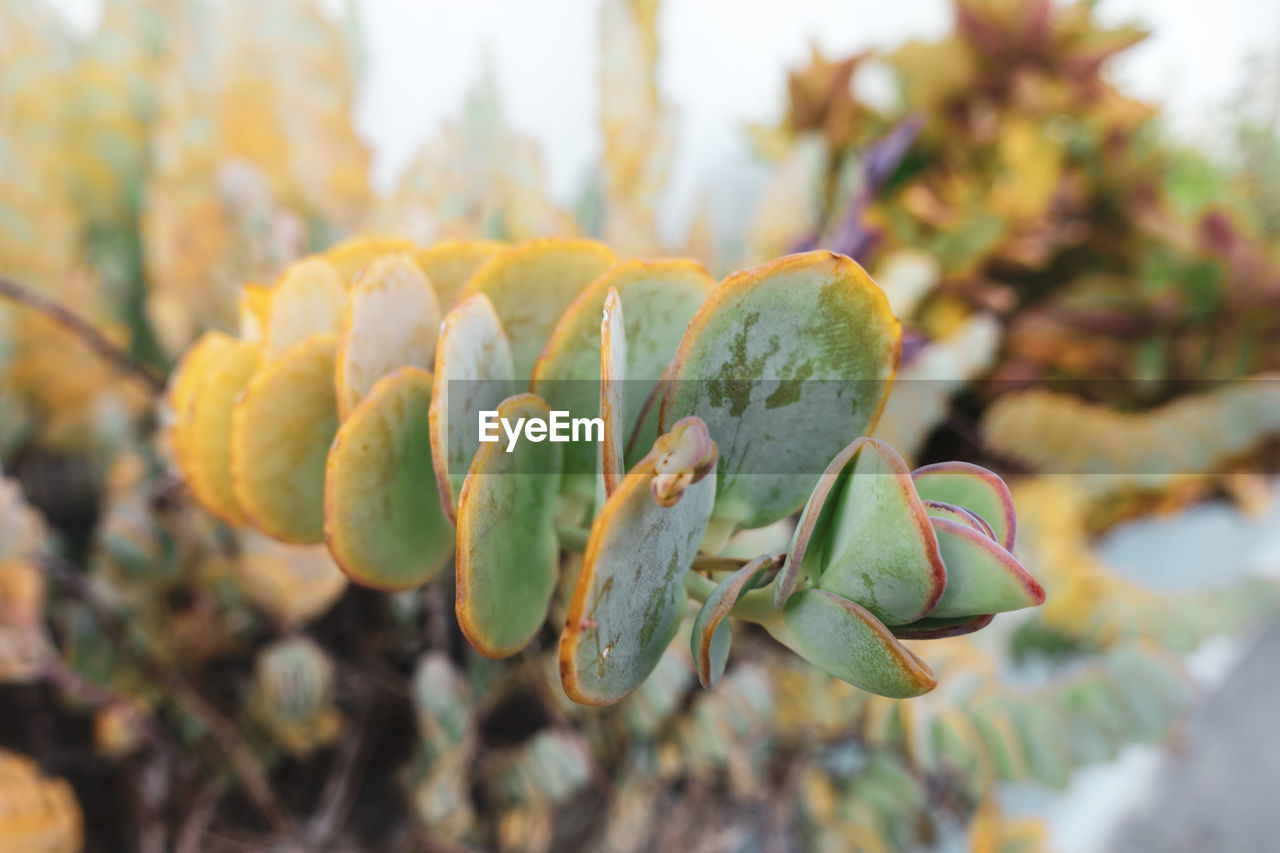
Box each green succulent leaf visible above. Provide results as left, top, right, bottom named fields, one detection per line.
left=460, top=238, right=616, bottom=380
left=531, top=260, right=713, bottom=497
left=968, top=706, right=1026, bottom=780
left=324, top=367, right=454, bottom=591
left=778, top=437, right=945, bottom=626
left=911, top=461, right=1017, bottom=550
left=928, top=517, right=1044, bottom=618
left=559, top=418, right=717, bottom=705
left=455, top=393, right=563, bottom=658
left=1008, top=702, right=1071, bottom=789
left=779, top=588, right=936, bottom=698
left=429, top=293, right=516, bottom=521
left=411, top=240, right=505, bottom=309
left=661, top=251, right=901, bottom=530
left=922, top=499, right=996, bottom=540
left=230, top=334, right=339, bottom=544
left=690, top=554, right=781, bottom=689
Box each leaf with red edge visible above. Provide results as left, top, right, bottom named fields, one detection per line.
left=912, top=461, right=1017, bottom=550
left=691, top=554, right=781, bottom=688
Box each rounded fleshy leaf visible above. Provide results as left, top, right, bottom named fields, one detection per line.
left=238, top=284, right=271, bottom=342
left=412, top=240, right=506, bottom=309
left=185, top=340, right=262, bottom=525
left=461, top=238, right=616, bottom=379
left=774, top=435, right=858, bottom=606
left=325, top=368, right=454, bottom=591
left=968, top=707, right=1027, bottom=780
left=231, top=335, right=340, bottom=544
left=777, top=437, right=944, bottom=626
left=532, top=260, right=714, bottom=490
left=923, top=500, right=996, bottom=540
left=235, top=530, right=348, bottom=628
left=167, top=330, right=234, bottom=477
left=912, top=461, right=1016, bottom=550
left=1008, top=703, right=1071, bottom=789
left=324, top=236, right=419, bottom=285
left=691, top=554, right=780, bottom=689
left=0, top=750, right=83, bottom=853
left=780, top=588, right=936, bottom=698
left=625, top=368, right=668, bottom=464
left=891, top=613, right=994, bottom=640
left=559, top=418, right=717, bottom=705
left=599, top=287, right=626, bottom=497
left=263, top=258, right=347, bottom=361
left=429, top=294, right=516, bottom=521
left=335, top=253, right=441, bottom=420
left=928, top=517, right=1045, bottom=618
left=661, top=251, right=901, bottom=529
left=456, top=394, right=563, bottom=658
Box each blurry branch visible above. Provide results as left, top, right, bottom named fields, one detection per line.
left=39, top=654, right=170, bottom=751
left=303, top=695, right=379, bottom=846
left=175, top=776, right=229, bottom=853
left=156, top=670, right=298, bottom=836
left=0, top=274, right=166, bottom=393
left=39, top=553, right=297, bottom=836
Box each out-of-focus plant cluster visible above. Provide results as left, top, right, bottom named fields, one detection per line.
left=1, top=0, right=1278, bottom=851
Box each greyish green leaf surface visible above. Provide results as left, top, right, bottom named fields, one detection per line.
left=780, top=437, right=944, bottom=625
left=660, top=251, right=901, bottom=530
left=559, top=434, right=717, bottom=705
left=531, top=260, right=713, bottom=497
left=691, top=554, right=780, bottom=689
left=780, top=588, right=936, bottom=698
left=455, top=393, right=563, bottom=658
left=912, top=461, right=1017, bottom=549
left=928, top=517, right=1044, bottom=618
left=324, top=367, right=454, bottom=590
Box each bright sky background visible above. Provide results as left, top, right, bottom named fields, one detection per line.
left=48, top=0, right=1280, bottom=242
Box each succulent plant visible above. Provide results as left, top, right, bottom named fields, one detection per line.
left=167, top=238, right=1044, bottom=706
left=247, top=636, right=343, bottom=757
left=0, top=749, right=83, bottom=853
left=15, top=4, right=1274, bottom=847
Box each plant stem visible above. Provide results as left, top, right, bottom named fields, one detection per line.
left=683, top=564, right=786, bottom=631
left=554, top=521, right=590, bottom=552
left=683, top=570, right=719, bottom=602
left=0, top=274, right=166, bottom=393
left=728, top=586, right=787, bottom=630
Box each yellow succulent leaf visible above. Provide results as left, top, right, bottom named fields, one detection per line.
left=968, top=795, right=1002, bottom=853
left=184, top=340, right=263, bottom=526
left=0, top=479, right=46, bottom=563
left=238, top=283, right=272, bottom=342
left=412, top=240, right=506, bottom=309
left=262, top=258, right=347, bottom=361
left=335, top=254, right=441, bottom=421
left=166, top=330, right=236, bottom=481
left=460, top=238, right=616, bottom=379
left=323, top=235, right=419, bottom=285
left=231, top=334, right=340, bottom=544
left=0, top=748, right=83, bottom=853
left=0, top=558, right=47, bottom=682
left=233, top=531, right=348, bottom=628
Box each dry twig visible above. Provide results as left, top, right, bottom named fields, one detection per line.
left=0, top=274, right=166, bottom=393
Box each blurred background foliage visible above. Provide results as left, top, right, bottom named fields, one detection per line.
left=0, top=0, right=1277, bottom=850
